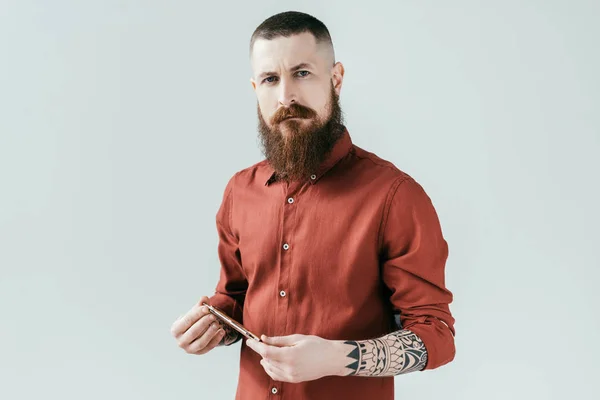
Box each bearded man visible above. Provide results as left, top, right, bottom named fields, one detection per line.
left=171, top=11, right=456, bottom=400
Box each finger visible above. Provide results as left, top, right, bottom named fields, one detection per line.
left=195, top=327, right=226, bottom=355
left=171, top=303, right=211, bottom=338
left=246, top=339, right=268, bottom=357
left=188, top=321, right=223, bottom=353
left=261, top=334, right=301, bottom=347
left=260, top=359, right=287, bottom=382
left=262, top=358, right=288, bottom=376
left=246, top=339, right=287, bottom=361
left=266, top=357, right=290, bottom=372
left=178, top=313, right=216, bottom=346
left=172, top=305, right=203, bottom=337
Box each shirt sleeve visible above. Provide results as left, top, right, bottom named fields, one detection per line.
left=208, top=174, right=248, bottom=329
left=380, top=176, right=456, bottom=370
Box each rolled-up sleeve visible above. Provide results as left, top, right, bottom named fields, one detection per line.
left=208, top=174, right=247, bottom=332
left=380, top=176, right=456, bottom=370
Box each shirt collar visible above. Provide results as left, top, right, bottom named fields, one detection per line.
left=262, top=127, right=353, bottom=186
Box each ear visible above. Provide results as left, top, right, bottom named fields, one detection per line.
left=331, top=62, right=345, bottom=95
left=250, top=78, right=257, bottom=91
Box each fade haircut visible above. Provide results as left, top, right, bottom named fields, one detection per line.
left=249, top=11, right=335, bottom=65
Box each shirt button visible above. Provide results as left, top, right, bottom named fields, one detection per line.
left=283, top=243, right=290, bottom=250
left=271, top=387, right=278, bottom=394
left=287, top=197, right=294, bottom=204
left=310, top=174, right=317, bottom=180
left=280, top=290, right=286, bottom=297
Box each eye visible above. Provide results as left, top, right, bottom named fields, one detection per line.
left=262, top=76, right=278, bottom=84
left=296, top=70, right=310, bottom=78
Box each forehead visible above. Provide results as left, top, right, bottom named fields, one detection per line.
left=251, top=32, right=323, bottom=74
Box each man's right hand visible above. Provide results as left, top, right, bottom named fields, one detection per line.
left=171, top=296, right=225, bottom=355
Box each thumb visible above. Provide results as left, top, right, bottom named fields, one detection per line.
left=261, top=334, right=302, bottom=347
left=197, top=296, right=210, bottom=306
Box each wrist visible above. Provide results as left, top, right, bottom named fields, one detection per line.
left=329, top=339, right=354, bottom=377
left=219, top=325, right=241, bottom=346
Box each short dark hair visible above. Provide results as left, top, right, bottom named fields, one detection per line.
left=250, top=11, right=334, bottom=59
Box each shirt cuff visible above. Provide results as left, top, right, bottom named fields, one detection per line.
left=207, top=292, right=244, bottom=325
left=405, top=317, right=455, bottom=370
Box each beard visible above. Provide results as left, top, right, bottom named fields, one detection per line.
left=257, top=83, right=345, bottom=182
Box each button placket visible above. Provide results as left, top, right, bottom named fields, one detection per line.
left=277, top=184, right=299, bottom=351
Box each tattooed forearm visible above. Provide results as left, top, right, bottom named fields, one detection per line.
left=342, top=330, right=427, bottom=377
left=218, top=324, right=241, bottom=346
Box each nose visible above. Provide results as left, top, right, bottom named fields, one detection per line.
left=278, top=79, right=296, bottom=107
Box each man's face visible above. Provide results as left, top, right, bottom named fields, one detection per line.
left=251, top=32, right=340, bottom=133
left=250, top=32, right=345, bottom=180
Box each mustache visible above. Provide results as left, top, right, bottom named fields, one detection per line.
left=271, top=103, right=318, bottom=125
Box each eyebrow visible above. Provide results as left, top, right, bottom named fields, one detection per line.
left=257, top=63, right=314, bottom=81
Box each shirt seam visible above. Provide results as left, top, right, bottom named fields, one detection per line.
left=220, top=172, right=248, bottom=283
left=350, top=148, right=402, bottom=174
left=377, top=175, right=411, bottom=251
left=228, top=171, right=241, bottom=236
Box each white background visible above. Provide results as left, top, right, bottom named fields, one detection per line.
left=1, top=1, right=598, bottom=399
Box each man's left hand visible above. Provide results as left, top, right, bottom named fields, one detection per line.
left=246, top=334, right=348, bottom=383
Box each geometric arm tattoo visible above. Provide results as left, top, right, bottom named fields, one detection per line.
left=342, top=329, right=428, bottom=376
left=218, top=323, right=242, bottom=346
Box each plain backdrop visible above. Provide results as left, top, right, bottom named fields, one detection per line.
left=1, top=1, right=599, bottom=399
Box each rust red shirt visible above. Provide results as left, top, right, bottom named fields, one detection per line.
left=208, top=128, right=455, bottom=400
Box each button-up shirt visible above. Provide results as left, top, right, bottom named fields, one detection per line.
left=208, top=128, right=455, bottom=400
